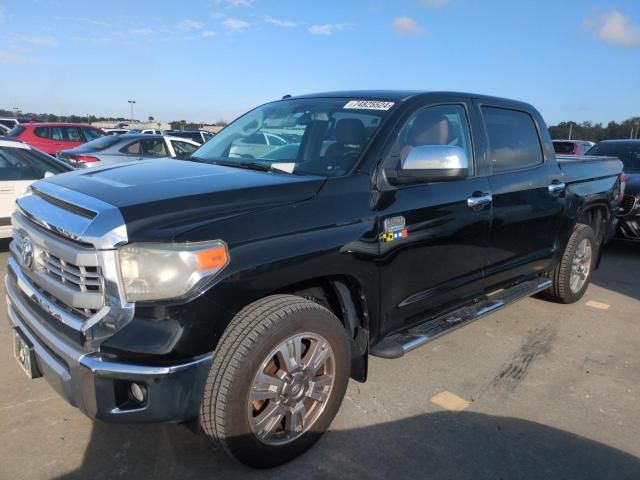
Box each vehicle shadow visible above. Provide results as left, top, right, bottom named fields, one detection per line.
left=0, top=238, right=11, bottom=252
left=592, top=240, right=640, bottom=301
left=54, top=411, right=640, bottom=480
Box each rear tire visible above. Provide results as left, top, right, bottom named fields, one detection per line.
left=542, top=224, right=597, bottom=304
left=199, top=295, right=350, bottom=468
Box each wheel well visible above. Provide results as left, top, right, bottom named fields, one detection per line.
left=577, top=205, right=609, bottom=245
left=276, top=276, right=370, bottom=382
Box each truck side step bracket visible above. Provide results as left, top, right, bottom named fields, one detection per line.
left=370, top=278, right=552, bottom=359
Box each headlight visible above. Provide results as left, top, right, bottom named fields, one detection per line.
left=117, top=240, right=229, bottom=302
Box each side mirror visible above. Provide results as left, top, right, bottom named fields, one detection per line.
left=385, top=145, right=469, bottom=185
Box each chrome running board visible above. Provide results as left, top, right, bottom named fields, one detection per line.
left=370, top=278, right=552, bottom=359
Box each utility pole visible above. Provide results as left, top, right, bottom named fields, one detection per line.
left=128, top=100, right=136, bottom=123
left=568, top=123, right=573, bottom=140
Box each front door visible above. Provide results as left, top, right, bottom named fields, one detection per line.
left=378, top=102, right=491, bottom=334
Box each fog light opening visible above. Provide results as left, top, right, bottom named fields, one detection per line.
left=130, top=382, right=147, bottom=404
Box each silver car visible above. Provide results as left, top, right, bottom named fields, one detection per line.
left=57, top=134, right=200, bottom=168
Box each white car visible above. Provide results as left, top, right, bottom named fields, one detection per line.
left=0, top=139, right=71, bottom=238
left=0, top=118, right=20, bottom=130
left=229, top=132, right=288, bottom=158
left=0, top=124, right=10, bottom=136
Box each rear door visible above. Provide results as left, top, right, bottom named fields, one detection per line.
left=477, top=103, right=566, bottom=285
left=379, top=100, right=492, bottom=334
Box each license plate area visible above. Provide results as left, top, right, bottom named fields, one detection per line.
left=14, top=330, right=41, bottom=379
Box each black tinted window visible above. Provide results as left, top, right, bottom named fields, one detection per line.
left=34, top=127, right=50, bottom=139
left=588, top=142, right=640, bottom=171
left=553, top=141, right=575, bottom=154
left=482, top=107, right=543, bottom=172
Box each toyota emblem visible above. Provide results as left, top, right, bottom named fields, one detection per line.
left=20, top=237, right=34, bottom=269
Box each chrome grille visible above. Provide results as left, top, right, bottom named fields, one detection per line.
left=619, top=195, right=636, bottom=215
left=12, top=216, right=105, bottom=319
left=42, top=251, right=102, bottom=294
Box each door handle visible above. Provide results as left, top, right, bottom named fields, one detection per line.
left=467, top=193, right=492, bottom=209
left=548, top=182, right=566, bottom=195
left=0, top=186, right=14, bottom=194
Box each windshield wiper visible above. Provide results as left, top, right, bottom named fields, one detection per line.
left=214, top=159, right=271, bottom=172
left=185, top=157, right=295, bottom=174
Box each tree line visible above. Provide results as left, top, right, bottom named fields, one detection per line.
left=548, top=116, right=640, bottom=141
left=0, top=108, right=228, bottom=129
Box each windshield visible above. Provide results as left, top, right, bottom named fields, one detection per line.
left=192, top=97, right=393, bottom=176
left=588, top=142, right=640, bottom=171
left=5, top=126, right=26, bottom=138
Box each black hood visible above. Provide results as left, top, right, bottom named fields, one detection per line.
left=44, top=159, right=325, bottom=241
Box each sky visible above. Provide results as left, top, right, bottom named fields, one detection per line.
left=0, top=0, right=639, bottom=126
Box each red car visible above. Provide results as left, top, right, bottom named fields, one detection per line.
left=552, top=139, right=595, bottom=156
left=5, top=123, right=106, bottom=155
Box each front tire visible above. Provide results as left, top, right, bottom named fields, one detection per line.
left=542, top=224, right=597, bottom=303
left=199, top=295, right=350, bottom=468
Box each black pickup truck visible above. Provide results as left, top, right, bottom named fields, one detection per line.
left=6, top=91, right=623, bottom=467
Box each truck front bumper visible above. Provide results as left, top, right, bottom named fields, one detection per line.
left=5, top=270, right=212, bottom=424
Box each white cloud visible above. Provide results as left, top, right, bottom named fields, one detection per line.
left=392, top=16, right=424, bottom=36
left=16, top=35, right=57, bottom=46
left=585, top=10, right=640, bottom=48
left=177, top=19, right=204, bottom=31
left=308, top=23, right=351, bottom=36
left=201, top=30, right=217, bottom=37
left=215, top=0, right=254, bottom=7
left=223, top=18, right=250, bottom=30
left=128, top=27, right=154, bottom=36
left=264, top=16, right=297, bottom=28
left=418, top=0, right=455, bottom=6
left=0, top=51, right=40, bottom=64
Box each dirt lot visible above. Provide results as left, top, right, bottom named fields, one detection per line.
left=0, top=239, right=639, bottom=480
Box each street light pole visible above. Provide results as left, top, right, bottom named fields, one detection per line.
left=128, top=100, right=136, bottom=123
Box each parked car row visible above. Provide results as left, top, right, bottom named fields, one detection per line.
left=106, top=128, right=215, bottom=144
left=57, top=134, right=200, bottom=167
left=4, top=122, right=106, bottom=155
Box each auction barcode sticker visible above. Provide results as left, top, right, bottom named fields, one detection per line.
left=344, top=100, right=395, bottom=111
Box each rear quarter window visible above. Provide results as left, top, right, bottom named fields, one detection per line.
left=482, top=107, right=543, bottom=172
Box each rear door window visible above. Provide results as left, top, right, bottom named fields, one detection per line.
left=66, top=127, right=83, bottom=142
left=482, top=107, right=543, bottom=172
left=140, top=139, right=168, bottom=157
left=51, top=127, right=65, bottom=141
left=121, top=141, right=142, bottom=155
left=34, top=127, right=50, bottom=139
